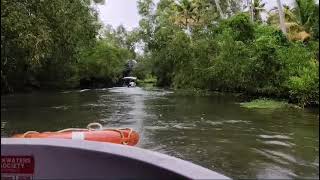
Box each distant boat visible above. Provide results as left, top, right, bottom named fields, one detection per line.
left=1, top=138, right=230, bottom=179
left=122, top=77, right=137, bottom=87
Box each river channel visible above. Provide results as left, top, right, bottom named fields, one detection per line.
left=1, top=87, right=319, bottom=179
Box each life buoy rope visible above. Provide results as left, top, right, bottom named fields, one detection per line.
left=22, top=131, right=40, bottom=138
left=21, top=123, right=134, bottom=145
left=87, top=122, right=103, bottom=130
left=57, top=128, right=87, bottom=133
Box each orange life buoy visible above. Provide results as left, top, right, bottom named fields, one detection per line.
left=12, top=127, right=139, bottom=146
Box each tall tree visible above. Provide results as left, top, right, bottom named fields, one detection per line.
left=252, top=0, right=266, bottom=23
left=1, top=0, right=100, bottom=92
left=248, top=0, right=254, bottom=22
left=268, top=0, right=318, bottom=41
left=213, top=0, right=225, bottom=19
left=294, top=0, right=318, bottom=33
left=172, top=0, right=215, bottom=29
left=277, top=0, right=287, bottom=35
left=174, top=0, right=196, bottom=28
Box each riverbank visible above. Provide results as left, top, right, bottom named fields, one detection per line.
left=162, top=88, right=319, bottom=109
left=134, top=12, right=319, bottom=108
left=2, top=83, right=318, bottom=110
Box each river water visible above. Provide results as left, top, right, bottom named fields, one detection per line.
left=1, top=87, right=319, bottom=179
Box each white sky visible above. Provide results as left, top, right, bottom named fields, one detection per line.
left=96, top=0, right=297, bottom=30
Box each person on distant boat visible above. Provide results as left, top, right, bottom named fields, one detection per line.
left=129, top=81, right=136, bottom=87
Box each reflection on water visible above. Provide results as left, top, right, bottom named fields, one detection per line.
left=1, top=87, right=319, bottom=179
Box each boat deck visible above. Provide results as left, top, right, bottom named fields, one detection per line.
left=1, top=138, right=230, bottom=179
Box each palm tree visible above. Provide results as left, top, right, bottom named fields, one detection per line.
left=246, top=0, right=265, bottom=22
left=173, top=0, right=213, bottom=28
left=248, top=0, right=254, bottom=22
left=252, top=0, right=266, bottom=23
left=277, top=0, right=287, bottom=35
left=268, top=5, right=298, bottom=23
left=268, top=0, right=318, bottom=41
left=209, top=0, right=243, bottom=19
left=213, top=0, right=225, bottom=19
left=294, top=0, right=318, bottom=33
left=173, top=0, right=197, bottom=28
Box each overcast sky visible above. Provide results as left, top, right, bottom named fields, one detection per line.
left=96, top=0, right=297, bottom=30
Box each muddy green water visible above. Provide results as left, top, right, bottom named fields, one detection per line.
left=1, top=87, right=319, bottom=179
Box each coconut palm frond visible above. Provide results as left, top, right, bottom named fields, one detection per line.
left=289, top=31, right=311, bottom=41
left=267, top=0, right=317, bottom=41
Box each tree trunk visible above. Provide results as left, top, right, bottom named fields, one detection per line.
left=249, top=0, right=254, bottom=22
left=277, top=0, right=287, bottom=35
left=214, top=0, right=224, bottom=19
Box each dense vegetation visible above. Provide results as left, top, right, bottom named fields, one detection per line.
left=1, top=0, right=132, bottom=92
left=1, top=0, right=319, bottom=107
left=135, top=0, right=319, bottom=107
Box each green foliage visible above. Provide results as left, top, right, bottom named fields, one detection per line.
left=277, top=42, right=314, bottom=78
left=250, top=32, right=283, bottom=89
left=78, top=40, right=130, bottom=84
left=2, top=0, right=319, bottom=108
left=286, top=60, right=319, bottom=106
left=132, top=55, right=153, bottom=80
left=311, top=4, right=319, bottom=39
left=1, top=0, right=138, bottom=92
left=252, top=0, right=266, bottom=23
left=267, top=0, right=319, bottom=41
left=205, top=29, right=251, bottom=91
left=1, top=0, right=100, bottom=92
left=150, top=27, right=193, bottom=87
left=240, top=99, right=289, bottom=109
left=254, top=25, right=288, bottom=45
left=295, top=0, right=318, bottom=31
left=137, top=0, right=319, bottom=107
left=222, top=13, right=255, bottom=42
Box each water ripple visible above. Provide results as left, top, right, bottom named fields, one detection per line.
left=50, top=105, right=70, bottom=110
left=261, top=140, right=295, bottom=148
left=256, top=163, right=298, bottom=179
left=258, top=134, right=292, bottom=140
